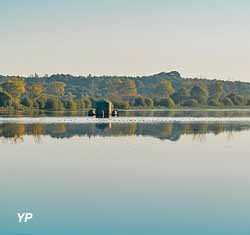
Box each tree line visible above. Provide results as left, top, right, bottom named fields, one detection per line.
left=0, top=71, right=250, bottom=111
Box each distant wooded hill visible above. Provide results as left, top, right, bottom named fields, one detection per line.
left=0, top=71, right=250, bottom=110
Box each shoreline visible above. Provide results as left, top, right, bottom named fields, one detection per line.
left=2, top=107, right=250, bottom=113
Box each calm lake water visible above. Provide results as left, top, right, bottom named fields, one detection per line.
left=2, top=110, right=250, bottom=235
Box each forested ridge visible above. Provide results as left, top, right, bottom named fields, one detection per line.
left=1, top=71, right=250, bottom=111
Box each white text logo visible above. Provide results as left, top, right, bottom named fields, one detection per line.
left=17, top=212, right=33, bottom=223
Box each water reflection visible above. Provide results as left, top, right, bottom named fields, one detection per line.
left=0, top=121, right=250, bottom=143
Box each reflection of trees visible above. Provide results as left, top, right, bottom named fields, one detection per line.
left=31, top=124, right=44, bottom=136
left=227, top=131, right=235, bottom=141
left=192, top=134, right=207, bottom=142
left=0, top=123, right=25, bottom=143
left=210, top=123, right=224, bottom=135
left=95, top=123, right=137, bottom=136
left=51, top=124, right=66, bottom=135
left=191, top=123, right=208, bottom=134
left=0, top=121, right=250, bottom=143
left=160, top=123, right=173, bottom=136
left=31, top=124, right=44, bottom=143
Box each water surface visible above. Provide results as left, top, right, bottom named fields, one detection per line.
left=1, top=110, right=250, bottom=235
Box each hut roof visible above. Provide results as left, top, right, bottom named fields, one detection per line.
left=97, top=99, right=112, bottom=104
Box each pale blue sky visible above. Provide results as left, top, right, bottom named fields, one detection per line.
left=0, top=0, right=250, bottom=81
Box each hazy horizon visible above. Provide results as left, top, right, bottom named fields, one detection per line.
left=1, top=0, right=250, bottom=81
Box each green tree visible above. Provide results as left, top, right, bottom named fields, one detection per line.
left=225, top=93, right=244, bottom=106
left=157, top=80, right=174, bottom=98
left=210, top=81, right=223, bottom=101
left=0, top=91, right=13, bottom=107
left=21, top=97, right=33, bottom=107
left=45, top=97, right=64, bottom=111
left=64, top=99, right=77, bottom=111
left=120, top=80, right=137, bottom=97
left=171, top=87, right=190, bottom=105
left=31, top=83, right=44, bottom=98
left=77, top=98, right=85, bottom=110
left=1, top=77, right=25, bottom=104
left=246, top=99, right=250, bottom=106
left=222, top=97, right=234, bottom=106
left=159, top=97, right=175, bottom=108
left=82, top=96, right=92, bottom=108
left=108, top=79, right=137, bottom=102
left=48, top=82, right=65, bottom=96
left=36, top=96, right=47, bottom=109
left=134, top=96, right=146, bottom=106
left=112, top=100, right=129, bottom=109
left=208, top=98, right=221, bottom=106
left=144, top=97, right=153, bottom=107
left=182, top=99, right=199, bottom=107
left=191, top=86, right=208, bottom=104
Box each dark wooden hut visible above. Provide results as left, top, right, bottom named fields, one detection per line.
left=96, top=99, right=113, bottom=118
